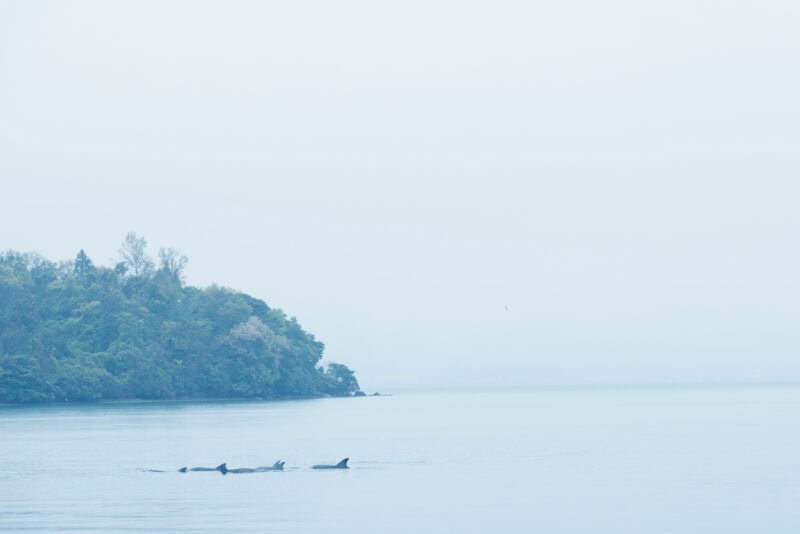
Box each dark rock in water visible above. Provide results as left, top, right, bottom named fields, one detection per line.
left=354, top=390, right=366, bottom=397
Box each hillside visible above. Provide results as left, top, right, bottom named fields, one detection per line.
left=0, top=235, right=359, bottom=403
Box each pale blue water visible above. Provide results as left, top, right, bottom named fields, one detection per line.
left=1, top=386, right=799, bottom=533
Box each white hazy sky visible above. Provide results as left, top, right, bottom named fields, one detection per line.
left=1, top=1, right=798, bottom=390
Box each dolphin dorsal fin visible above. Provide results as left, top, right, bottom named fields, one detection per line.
left=273, top=460, right=282, bottom=469
left=336, top=458, right=349, bottom=468
left=216, top=463, right=228, bottom=474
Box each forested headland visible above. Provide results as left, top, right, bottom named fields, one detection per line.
left=0, top=233, right=359, bottom=403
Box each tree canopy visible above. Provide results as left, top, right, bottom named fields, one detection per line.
left=0, top=237, right=359, bottom=403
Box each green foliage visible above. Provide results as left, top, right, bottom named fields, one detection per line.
left=322, top=362, right=361, bottom=397
left=0, top=244, right=359, bottom=403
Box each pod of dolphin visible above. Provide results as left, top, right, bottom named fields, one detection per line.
left=157, top=457, right=350, bottom=474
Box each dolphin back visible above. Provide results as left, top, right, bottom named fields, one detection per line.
left=312, top=457, right=350, bottom=469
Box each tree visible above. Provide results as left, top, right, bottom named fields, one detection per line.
left=118, top=232, right=154, bottom=276
left=323, top=362, right=360, bottom=396
left=158, top=247, right=188, bottom=281
left=74, top=250, right=95, bottom=278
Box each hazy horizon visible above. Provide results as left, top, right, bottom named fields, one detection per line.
left=2, top=1, right=798, bottom=391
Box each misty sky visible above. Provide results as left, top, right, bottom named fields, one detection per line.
left=1, top=1, right=798, bottom=390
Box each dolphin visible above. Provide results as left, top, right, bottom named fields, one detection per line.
left=220, top=464, right=261, bottom=474
left=256, top=460, right=285, bottom=472
left=311, top=458, right=349, bottom=470
left=215, top=460, right=287, bottom=474
left=178, top=463, right=228, bottom=473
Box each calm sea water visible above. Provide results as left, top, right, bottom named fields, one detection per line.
left=1, top=386, right=798, bottom=533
